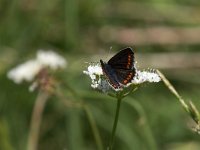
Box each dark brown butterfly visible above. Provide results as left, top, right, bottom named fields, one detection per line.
left=100, top=47, right=136, bottom=90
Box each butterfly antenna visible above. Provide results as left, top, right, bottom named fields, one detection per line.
left=109, top=46, right=112, bottom=56
left=105, top=46, right=112, bottom=60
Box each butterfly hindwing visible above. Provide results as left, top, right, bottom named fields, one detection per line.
left=114, top=69, right=135, bottom=85
left=100, top=60, right=121, bottom=89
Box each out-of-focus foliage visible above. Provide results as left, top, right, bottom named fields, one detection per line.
left=1, top=0, right=200, bottom=150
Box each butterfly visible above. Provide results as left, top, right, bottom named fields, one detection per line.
left=100, top=47, right=136, bottom=90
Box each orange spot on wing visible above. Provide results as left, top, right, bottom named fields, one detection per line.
left=125, top=73, right=134, bottom=81
left=128, top=74, right=132, bottom=78
left=123, top=80, right=128, bottom=84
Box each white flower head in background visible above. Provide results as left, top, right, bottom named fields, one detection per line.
left=7, top=59, right=41, bottom=84
left=37, top=50, right=67, bottom=70
left=7, top=50, right=67, bottom=88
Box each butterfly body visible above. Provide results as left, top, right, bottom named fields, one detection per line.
left=100, top=47, right=136, bottom=90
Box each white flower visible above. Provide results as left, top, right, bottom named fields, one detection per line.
left=84, top=63, right=161, bottom=93
left=131, top=70, right=161, bottom=84
left=83, top=63, right=110, bottom=93
left=7, top=59, right=41, bottom=84
left=83, top=64, right=103, bottom=78
left=37, top=50, right=67, bottom=69
left=7, top=50, right=67, bottom=84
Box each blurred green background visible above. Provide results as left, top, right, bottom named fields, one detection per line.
left=1, top=0, right=200, bottom=150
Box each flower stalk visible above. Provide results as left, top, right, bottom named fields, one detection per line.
left=27, top=91, right=50, bottom=150
left=55, top=84, right=104, bottom=150
left=84, top=105, right=104, bottom=150
left=157, top=70, right=200, bottom=133
left=108, top=93, right=123, bottom=150
left=125, top=99, right=157, bottom=150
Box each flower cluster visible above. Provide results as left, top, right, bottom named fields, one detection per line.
left=7, top=50, right=67, bottom=91
left=132, top=70, right=160, bottom=84
left=7, top=50, right=67, bottom=84
left=83, top=63, right=111, bottom=93
left=83, top=63, right=160, bottom=93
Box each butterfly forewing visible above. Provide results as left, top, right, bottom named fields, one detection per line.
left=108, top=47, right=135, bottom=70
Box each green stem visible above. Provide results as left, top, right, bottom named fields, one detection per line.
left=157, top=70, right=200, bottom=130
left=84, top=105, right=104, bottom=150
left=109, top=97, right=122, bottom=150
left=156, top=70, right=189, bottom=112
left=27, top=91, right=50, bottom=150
left=55, top=85, right=103, bottom=150
left=125, top=99, right=157, bottom=150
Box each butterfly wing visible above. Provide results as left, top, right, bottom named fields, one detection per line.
left=108, top=47, right=135, bottom=70
left=100, top=60, right=122, bottom=89
left=108, top=47, right=136, bottom=85
left=114, top=69, right=135, bottom=85
left=100, top=47, right=136, bottom=89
